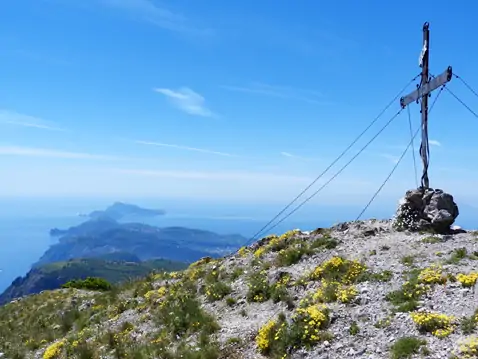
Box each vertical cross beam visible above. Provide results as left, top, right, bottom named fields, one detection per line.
left=400, top=22, right=452, bottom=190
left=420, top=22, right=430, bottom=189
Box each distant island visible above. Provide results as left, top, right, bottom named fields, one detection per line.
left=88, top=202, right=166, bottom=220
left=80, top=202, right=166, bottom=220
left=43, top=217, right=246, bottom=267
left=50, top=202, right=166, bottom=236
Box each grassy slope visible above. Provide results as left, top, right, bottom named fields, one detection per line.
left=0, top=258, right=187, bottom=305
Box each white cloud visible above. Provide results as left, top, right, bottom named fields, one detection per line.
left=99, top=0, right=211, bottom=36
left=154, top=87, right=214, bottom=117
left=0, top=110, right=66, bottom=131
left=135, top=140, right=238, bottom=157
left=280, top=151, right=318, bottom=161
left=221, top=83, right=324, bottom=104
left=0, top=146, right=122, bottom=160
left=429, top=139, right=441, bottom=147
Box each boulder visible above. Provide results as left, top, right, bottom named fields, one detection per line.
left=392, top=187, right=459, bottom=233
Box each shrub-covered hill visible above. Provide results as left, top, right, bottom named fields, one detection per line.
left=0, top=257, right=187, bottom=305
left=2, top=220, right=478, bottom=359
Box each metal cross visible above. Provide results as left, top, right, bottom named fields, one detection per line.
left=400, top=22, right=452, bottom=189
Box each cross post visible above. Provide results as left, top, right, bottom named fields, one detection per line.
left=400, top=22, right=453, bottom=190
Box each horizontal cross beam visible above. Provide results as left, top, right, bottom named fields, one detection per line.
left=400, top=66, right=453, bottom=108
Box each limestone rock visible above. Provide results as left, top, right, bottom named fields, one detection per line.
left=392, top=187, right=459, bottom=233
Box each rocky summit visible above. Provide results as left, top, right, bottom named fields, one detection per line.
left=2, top=219, right=478, bottom=359
left=393, top=187, right=460, bottom=234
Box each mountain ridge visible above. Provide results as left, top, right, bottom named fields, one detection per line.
left=39, top=218, right=246, bottom=267
left=87, top=202, right=166, bottom=221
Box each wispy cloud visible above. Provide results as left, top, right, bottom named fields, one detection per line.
left=135, top=140, right=238, bottom=157
left=111, top=168, right=311, bottom=183
left=98, top=0, right=212, bottom=36
left=0, top=110, right=66, bottom=131
left=221, top=83, right=324, bottom=104
left=281, top=151, right=318, bottom=161
left=153, top=87, right=215, bottom=117
left=386, top=139, right=441, bottom=151
left=0, top=146, right=123, bottom=160
left=380, top=153, right=399, bottom=164
left=281, top=152, right=294, bottom=158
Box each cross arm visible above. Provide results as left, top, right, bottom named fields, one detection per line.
left=400, top=66, right=453, bottom=108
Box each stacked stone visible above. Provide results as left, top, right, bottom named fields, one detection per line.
left=392, top=188, right=459, bottom=234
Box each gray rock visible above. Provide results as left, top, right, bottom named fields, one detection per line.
left=392, top=187, right=459, bottom=233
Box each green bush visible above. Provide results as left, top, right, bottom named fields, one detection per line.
left=349, top=321, right=360, bottom=335
left=390, top=337, right=427, bottom=359
left=205, top=282, right=232, bottom=302
left=309, top=236, right=338, bottom=250
left=446, top=247, right=468, bottom=264
left=62, top=277, right=112, bottom=291
left=385, top=269, right=422, bottom=312
left=275, top=247, right=308, bottom=267
left=156, top=288, right=219, bottom=337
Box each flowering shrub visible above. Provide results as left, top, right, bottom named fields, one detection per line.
left=253, top=230, right=302, bottom=259
left=189, top=257, right=213, bottom=268
left=458, top=336, right=478, bottom=357
left=156, top=281, right=220, bottom=338
left=238, top=246, right=250, bottom=257
left=256, top=318, right=287, bottom=355
left=289, top=305, right=330, bottom=347
left=254, top=246, right=267, bottom=258
left=256, top=304, right=331, bottom=358
left=247, top=270, right=271, bottom=303
left=186, top=266, right=206, bottom=281
left=336, top=285, right=358, bottom=303
left=144, top=286, right=168, bottom=301
left=309, top=256, right=365, bottom=284
left=418, top=265, right=447, bottom=285
left=410, top=311, right=455, bottom=338
left=386, top=266, right=448, bottom=312
left=312, top=281, right=358, bottom=304
left=43, top=340, right=65, bottom=359
left=457, top=272, right=478, bottom=288
left=270, top=275, right=293, bottom=306
left=205, top=281, right=232, bottom=302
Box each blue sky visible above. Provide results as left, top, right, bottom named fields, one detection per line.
left=1, top=0, right=478, bottom=208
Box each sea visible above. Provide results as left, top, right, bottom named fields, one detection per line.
left=1, top=197, right=476, bottom=294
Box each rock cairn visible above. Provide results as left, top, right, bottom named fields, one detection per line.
left=392, top=187, right=459, bottom=233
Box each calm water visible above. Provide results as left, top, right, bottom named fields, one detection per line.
left=0, top=215, right=84, bottom=292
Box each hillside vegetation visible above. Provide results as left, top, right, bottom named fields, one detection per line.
left=0, top=258, right=187, bottom=305
left=2, top=220, right=478, bottom=359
